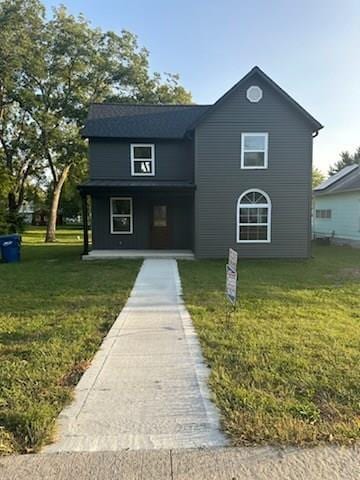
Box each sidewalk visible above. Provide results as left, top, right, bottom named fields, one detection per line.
left=1, top=445, right=359, bottom=479
left=45, top=259, right=226, bottom=452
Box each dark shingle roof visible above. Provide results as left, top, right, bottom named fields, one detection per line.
left=314, top=164, right=360, bottom=196
left=82, top=104, right=210, bottom=139
left=83, top=67, right=322, bottom=139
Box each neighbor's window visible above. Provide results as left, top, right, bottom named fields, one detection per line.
left=131, top=144, right=155, bottom=176
left=316, top=209, right=331, bottom=219
left=241, top=133, right=268, bottom=169
left=237, top=189, right=271, bottom=242
left=110, top=197, right=133, bottom=234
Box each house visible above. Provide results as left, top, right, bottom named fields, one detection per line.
left=18, top=201, right=34, bottom=224
left=78, top=66, right=322, bottom=259
left=313, top=164, right=360, bottom=247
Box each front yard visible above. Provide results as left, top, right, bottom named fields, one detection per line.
left=1, top=232, right=359, bottom=454
left=0, top=228, right=141, bottom=454
left=179, top=245, right=360, bottom=446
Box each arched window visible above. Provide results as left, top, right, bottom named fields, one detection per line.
left=237, top=189, right=271, bottom=243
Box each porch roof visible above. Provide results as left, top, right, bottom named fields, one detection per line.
left=78, top=179, right=196, bottom=194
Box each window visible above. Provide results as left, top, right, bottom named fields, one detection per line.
left=241, top=133, right=268, bottom=169
left=110, top=197, right=133, bottom=234
left=246, top=85, right=263, bottom=103
left=153, top=205, right=167, bottom=227
left=315, top=209, right=331, bottom=219
left=237, top=189, right=271, bottom=243
left=131, top=144, right=155, bottom=176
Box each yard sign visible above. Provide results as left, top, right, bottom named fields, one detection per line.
left=226, top=248, right=238, bottom=305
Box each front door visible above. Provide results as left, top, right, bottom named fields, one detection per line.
left=151, top=205, right=169, bottom=249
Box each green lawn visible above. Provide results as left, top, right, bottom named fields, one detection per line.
left=179, top=245, right=360, bottom=446
left=0, top=227, right=140, bottom=454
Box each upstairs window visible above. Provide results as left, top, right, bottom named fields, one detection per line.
left=241, top=133, right=268, bottom=169
left=237, top=189, right=271, bottom=243
left=131, top=144, right=155, bottom=176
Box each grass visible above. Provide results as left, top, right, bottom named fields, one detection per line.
left=178, top=245, right=360, bottom=446
left=0, top=227, right=140, bottom=454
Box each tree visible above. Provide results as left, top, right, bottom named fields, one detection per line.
left=0, top=1, right=191, bottom=240
left=312, top=168, right=325, bottom=188
left=328, top=147, right=360, bottom=176
left=18, top=5, right=191, bottom=242
left=0, top=163, right=11, bottom=233
left=0, top=0, right=45, bottom=230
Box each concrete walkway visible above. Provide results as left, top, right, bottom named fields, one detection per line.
left=2, top=445, right=359, bottom=479
left=45, top=259, right=226, bottom=452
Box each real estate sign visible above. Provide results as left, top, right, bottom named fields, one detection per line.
left=226, top=248, right=238, bottom=305
left=228, top=248, right=238, bottom=273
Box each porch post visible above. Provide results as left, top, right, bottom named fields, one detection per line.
left=81, top=193, right=89, bottom=256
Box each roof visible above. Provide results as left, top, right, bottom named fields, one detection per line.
left=78, top=179, right=196, bottom=193
left=314, top=164, right=360, bottom=196
left=82, top=104, right=209, bottom=139
left=82, top=66, right=322, bottom=139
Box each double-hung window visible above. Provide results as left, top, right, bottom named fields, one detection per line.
left=110, top=197, right=133, bottom=234
left=131, top=144, right=155, bottom=176
left=241, top=133, right=268, bottom=169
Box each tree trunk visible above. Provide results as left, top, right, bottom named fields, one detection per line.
left=45, top=164, right=71, bottom=243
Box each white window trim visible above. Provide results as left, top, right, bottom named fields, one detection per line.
left=241, top=132, right=268, bottom=170
left=130, top=144, right=155, bottom=176
left=110, top=197, right=133, bottom=234
left=236, top=188, right=271, bottom=243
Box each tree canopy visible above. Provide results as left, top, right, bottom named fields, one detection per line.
left=312, top=168, right=325, bottom=189
left=328, top=147, right=360, bottom=176
left=0, top=0, right=192, bottom=238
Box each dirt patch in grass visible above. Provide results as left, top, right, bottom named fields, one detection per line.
left=59, top=360, right=92, bottom=388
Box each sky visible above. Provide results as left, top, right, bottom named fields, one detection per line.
left=43, top=0, right=360, bottom=174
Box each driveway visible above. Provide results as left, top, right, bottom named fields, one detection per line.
left=45, top=259, right=227, bottom=452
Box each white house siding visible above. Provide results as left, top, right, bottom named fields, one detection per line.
left=313, top=192, right=360, bottom=243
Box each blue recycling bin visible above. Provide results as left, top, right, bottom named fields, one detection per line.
left=0, top=234, right=21, bottom=263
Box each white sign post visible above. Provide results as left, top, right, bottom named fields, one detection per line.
left=226, top=248, right=238, bottom=305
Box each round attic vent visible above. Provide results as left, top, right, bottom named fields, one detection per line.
left=246, top=85, right=263, bottom=103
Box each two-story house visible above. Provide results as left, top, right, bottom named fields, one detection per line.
left=79, top=66, right=322, bottom=259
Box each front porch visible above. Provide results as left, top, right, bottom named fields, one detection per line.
left=78, top=180, right=195, bottom=257
left=82, top=249, right=195, bottom=260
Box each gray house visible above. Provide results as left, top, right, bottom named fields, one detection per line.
left=79, top=66, right=322, bottom=259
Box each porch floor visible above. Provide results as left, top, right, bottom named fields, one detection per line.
left=83, top=249, right=195, bottom=260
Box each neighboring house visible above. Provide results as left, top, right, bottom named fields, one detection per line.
left=18, top=201, right=34, bottom=224
left=313, top=164, right=360, bottom=247
left=79, top=66, right=322, bottom=258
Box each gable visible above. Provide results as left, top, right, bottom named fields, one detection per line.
left=191, top=67, right=322, bottom=133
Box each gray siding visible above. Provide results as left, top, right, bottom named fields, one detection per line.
left=89, top=138, right=194, bottom=182
left=92, top=193, right=193, bottom=250
left=194, top=74, right=314, bottom=258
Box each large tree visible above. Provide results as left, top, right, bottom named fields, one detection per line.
left=0, top=0, right=45, bottom=230
left=328, top=147, right=360, bottom=176
left=0, top=1, right=192, bottom=240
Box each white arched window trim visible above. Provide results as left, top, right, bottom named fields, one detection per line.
left=236, top=189, right=272, bottom=243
